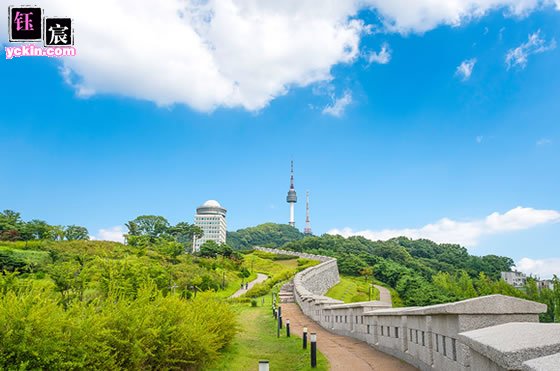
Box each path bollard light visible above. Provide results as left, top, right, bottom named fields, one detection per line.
left=277, top=309, right=281, bottom=338
left=286, top=319, right=290, bottom=337
left=259, top=360, right=270, bottom=371
left=303, top=327, right=308, bottom=349
left=278, top=306, right=282, bottom=329
left=310, top=333, right=317, bottom=368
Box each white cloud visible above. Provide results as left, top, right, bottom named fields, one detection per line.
left=367, top=43, right=392, bottom=64
left=1, top=1, right=558, bottom=111
left=537, top=138, right=552, bottom=146
left=0, top=1, right=365, bottom=112
left=91, top=226, right=125, bottom=243
left=322, top=91, right=352, bottom=117
left=476, top=135, right=484, bottom=143
left=456, top=58, right=477, bottom=81
left=505, top=30, right=557, bottom=70
left=362, top=0, right=556, bottom=34
left=328, top=206, right=560, bottom=247
left=516, top=257, right=560, bottom=279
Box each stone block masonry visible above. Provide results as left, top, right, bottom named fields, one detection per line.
left=256, top=247, right=560, bottom=371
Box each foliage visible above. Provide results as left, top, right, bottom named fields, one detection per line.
left=283, top=234, right=517, bottom=306
left=198, top=240, right=240, bottom=260
left=0, top=210, right=89, bottom=242
left=125, top=214, right=202, bottom=251
left=226, top=223, right=304, bottom=250
left=0, top=279, right=237, bottom=370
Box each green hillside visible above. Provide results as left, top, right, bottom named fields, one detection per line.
left=227, top=223, right=304, bottom=250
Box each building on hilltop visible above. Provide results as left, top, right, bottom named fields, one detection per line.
left=193, top=200, right=227, bottom=252
left=501, top=271, right=527, bottom=288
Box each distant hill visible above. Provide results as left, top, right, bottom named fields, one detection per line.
left=282, top=234, right=526, bottom=307
left=227, top=223, right=305, bottom=250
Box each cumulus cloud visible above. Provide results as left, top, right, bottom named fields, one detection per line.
left=505, top=30, right=557, bottom=70
left=516, top=257, right=560, bottom=279
left=363, top=0, right=556, bottom=33
left=367, top=43, right=392, bottom=64
left=456, top=58, right=477, bottom=81
left=328, top=206, right=560, bottom=247
left=322, top=91, right=352, bottom=117
left=1, top=1, right=558, bottom=111
left=0, top=1, right=365, bottom=112
left=91, top=226, right=125, bottom=243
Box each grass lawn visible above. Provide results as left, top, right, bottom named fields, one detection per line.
left=242, top=253, right=300, bottom=276
left=208, top=295, right=329, bottom=371
left=325, top=275, right=380, bottom=303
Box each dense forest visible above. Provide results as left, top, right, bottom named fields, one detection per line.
left=227, top=223, right=305, bottom=249
left=225, top=223, right=560, bottom=322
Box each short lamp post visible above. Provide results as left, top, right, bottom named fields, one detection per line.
left=259, top=360, right=270, bottom=371
left=303, top=327, right=308, bottom=349
left=310, top=333, right=317, bottom=368
left=286, top=319, right=290, bottom=337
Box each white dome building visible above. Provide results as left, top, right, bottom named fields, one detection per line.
left=192, top=200, right=227, bottom=252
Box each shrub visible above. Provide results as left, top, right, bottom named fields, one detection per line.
left=0, top=280, right=238, bottom=370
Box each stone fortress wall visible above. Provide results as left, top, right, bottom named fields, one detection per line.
left=255, top=247, right=560, bottom=371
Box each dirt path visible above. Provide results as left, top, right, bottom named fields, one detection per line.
left=374, top=285, right=392, bottom=306
left=281, top=303, right=416, bottom=371
left=230, top=273, right=268, bottom=298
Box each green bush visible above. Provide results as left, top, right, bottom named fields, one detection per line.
left=0, top=279, right=238, bottom=370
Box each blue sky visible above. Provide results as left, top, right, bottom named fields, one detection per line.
left=1, top=1, right=559, bottom=277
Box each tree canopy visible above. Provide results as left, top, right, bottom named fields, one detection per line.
left=227, top=223, right=304, bottom=250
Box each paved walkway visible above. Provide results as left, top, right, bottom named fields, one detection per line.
left=281, top=303, right=416, bottom=371
left=230, top=273, right=268, bottom=298
left=374, top=285, right=392, bottom=306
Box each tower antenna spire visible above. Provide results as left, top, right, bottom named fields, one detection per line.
left=286, top=161, right=297, bottom=227
left=304, top=191, right=312, bottom=235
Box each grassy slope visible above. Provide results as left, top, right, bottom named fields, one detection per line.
left=208, top=295, right=328, bottom=371
left=242, top=254, right=300, bottom=275
left=326, top=275, right=380, bottom=303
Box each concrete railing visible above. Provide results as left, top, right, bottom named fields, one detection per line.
left=259, top=247, right=560, bottom=371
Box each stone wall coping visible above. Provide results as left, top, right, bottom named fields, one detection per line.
left=522, top=352, right=560, bottom=371
left=327, top=301, right=392, bottom=310
left=364, top=295, right=546, bottom=316
left=363, top=307, right=421, bottom=316
left=253, top=246, right=334, bottom=262
left=458, top=322, right=560, bottom=369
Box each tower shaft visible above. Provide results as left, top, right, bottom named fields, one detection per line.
left=304, top=191, right=312, bottom=235
left=290, top=203, right=295, bottom=227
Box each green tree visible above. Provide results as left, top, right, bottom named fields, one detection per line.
left=168, top=222, right=203, bottom=249
left=125, top=215, right=170, bottom=243
left=24, top=220, right=53, bottom=240
left=0, top=210, right=24, bottom=241
left=64, top=225, right=90, bottom=241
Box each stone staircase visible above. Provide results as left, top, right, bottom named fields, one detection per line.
left=279, top=281, right=295, bottom=303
